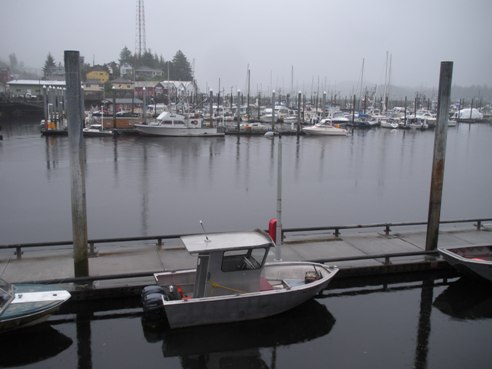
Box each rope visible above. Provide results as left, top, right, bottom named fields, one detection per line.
left=209, top=280, right=245, bottom=294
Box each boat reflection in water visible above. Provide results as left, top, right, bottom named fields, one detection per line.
left=0, top=323, right=72, bottom=367
left=433, top=277, right=492, bottom=320
left=141, top=300, right=334, bottom=368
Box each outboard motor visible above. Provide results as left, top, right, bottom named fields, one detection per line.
left=141, top=284, right=182, bottom=313
left=141, top=285, right=166, bottom=313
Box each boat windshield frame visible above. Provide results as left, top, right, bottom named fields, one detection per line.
left=0, top=278, right=14, bottom=314
left=221, top=247, right=268, bottom=272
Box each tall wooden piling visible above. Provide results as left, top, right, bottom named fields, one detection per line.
left=425, top=61, right=453, bottom=251
left=275, top=116, right=283, bottom=261
left=64, top=50, right=89, bottom=277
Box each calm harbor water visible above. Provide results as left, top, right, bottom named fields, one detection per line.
left=1, top=273, right=491, bottom=369
left=1, top=120, right=492, bottom=368
left=0, top=120, right=491, bottom=244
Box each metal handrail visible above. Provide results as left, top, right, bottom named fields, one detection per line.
left=1, top=217, right=490, bottom=260
left=282, top=217, right=492, bottom=238
left=17, top=250, right=443, bottom=286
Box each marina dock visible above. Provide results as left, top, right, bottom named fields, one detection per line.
left=1, top=219, right=491, bottom=300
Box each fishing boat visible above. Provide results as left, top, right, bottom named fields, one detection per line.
left=141, top=230, right=339, bottom=328
left=0, top=278, right=71, bottom=333
left=438, top=245, right=492, bottom=282
left=302, top=119, right=348, bottom=136
left=134, top=112, right=224, bottom=137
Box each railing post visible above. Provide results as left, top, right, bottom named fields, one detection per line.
left=15, top=246, right=22, bottom=260
left=88, top=242, right=98, bottom=257
left=156, top=237, right=163, bottom=248
left=476, top=220, right=482, bottom=231
left=333, top=228, right=340, bottom=237
left=384, top=223, right=392, bottom=236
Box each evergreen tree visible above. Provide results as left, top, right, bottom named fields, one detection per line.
left=42, top=53, right=56, bottom=79
left=8, top=53, right=18, bottom=71
left=171, top=50, right=193, bottom=81
left=119, top=46, right=133, bottom=65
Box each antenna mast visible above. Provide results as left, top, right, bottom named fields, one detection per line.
left=135, top=0, right=147, bottom=56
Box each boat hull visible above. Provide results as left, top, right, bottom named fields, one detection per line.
left=0, top=288, right=71, bottom=333
left=134, top=124, right=224, bottom=137
left=438, top=246, right=492, bottom=282
left=159, top=262, right=338, bottom=328
left=302, top=126, right=348, bottom=136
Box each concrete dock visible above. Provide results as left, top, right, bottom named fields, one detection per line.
left=1, top=221, right=491, bottom=300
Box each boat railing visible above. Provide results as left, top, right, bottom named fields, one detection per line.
left=1, top=217, right=491, bottom=262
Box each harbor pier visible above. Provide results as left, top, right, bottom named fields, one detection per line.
left=1, top=218, right=490, bottom=300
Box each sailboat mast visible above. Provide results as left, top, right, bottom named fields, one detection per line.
left=359, top=58, right=365, bottom=111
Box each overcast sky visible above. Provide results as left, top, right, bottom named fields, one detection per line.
left=1, top=0, right=491, bottom=94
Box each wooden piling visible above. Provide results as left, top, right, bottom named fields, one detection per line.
left=64, top=50, right=89, bottom=277
left=425, top=61, right=453, bottom=251
left=275, top=117, right=283, bottom=260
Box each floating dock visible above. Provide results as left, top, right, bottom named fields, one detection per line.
left=1, top=220, right=491, bottom=300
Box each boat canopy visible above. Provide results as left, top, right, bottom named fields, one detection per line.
left=181, top=230, right=274, bottom=254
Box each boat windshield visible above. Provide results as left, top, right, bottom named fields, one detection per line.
left=0, top=279, right=13, bottom=311
left=221, top=247, right=268, bottom=272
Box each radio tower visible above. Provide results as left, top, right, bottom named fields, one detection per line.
left=135, top=0, right=146, bottom=56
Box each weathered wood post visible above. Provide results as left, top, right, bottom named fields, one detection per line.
left=275, top=112, right=283, bottom=261
left=425, top=61, right=453, bottom=251
left=65, top=50, right=89, bottom=277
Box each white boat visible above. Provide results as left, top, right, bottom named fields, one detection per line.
left=330, top=111, right=350, bottom=126
left=0, top=278, right=71, bottom=333
left=447, top=118, right=457, bottom=127
left=83, top=124, right=114, bottom=137
left=453, top=108, right=484, bottom=123
left=438, top=245, right=492, bottom=282
left=405, top=116, right=428, bottom=130
left=302, top=120, right=349, bottom=136
left=416, top=110, right=437, bottom=128
left=141, top=230, right=339, bottom=328
left=379, top=118, right=399, bottom=129
left=134, top=112, right=224, bottom=137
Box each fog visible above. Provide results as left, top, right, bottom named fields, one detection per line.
left=1, top=0, right=491, bottom=93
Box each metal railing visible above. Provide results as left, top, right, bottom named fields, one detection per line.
left=1, top=217, right=491, bottom=261
left=281, top=218, right=492, bottom=238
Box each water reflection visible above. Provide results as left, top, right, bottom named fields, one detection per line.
left=434, top=277, right=492, bottom=320
left=141, top=300, right=335, bottom=369
left=0, top=323, right=73, bottom=367
left=414, top=276, right=434, bottom=369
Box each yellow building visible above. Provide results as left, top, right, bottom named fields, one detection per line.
left=86, top=66, right=109, bottom=83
